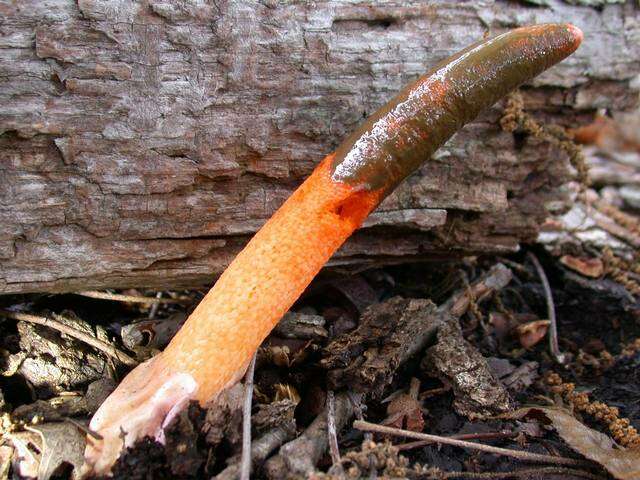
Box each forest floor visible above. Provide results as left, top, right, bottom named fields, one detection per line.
left=1, top=113, right=640, bottom=480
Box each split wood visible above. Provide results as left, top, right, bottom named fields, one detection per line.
left=214, top=424, right=295, bottom=480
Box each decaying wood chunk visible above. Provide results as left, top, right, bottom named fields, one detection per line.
left=270, top=263, right=514, bottom=476
left=423, top=316, right=514, bottom=418
left=321, top=297, right=439, bottom=396
left=1, top=1, right=639, bottom=293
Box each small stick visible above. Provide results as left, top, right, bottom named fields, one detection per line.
left=148, top=292, right=163, bottom=319
left=496, top=257, right=534, bottom=278
left=64, top=417, right=104, bottom=441
left=526, top=252, right=565, bottom=364
left=240, top=353, right=257, bottom=480
left=347, top=390, right=372, bottom=442
left=0, top=309, right=137, bottom=366
left=441, top=466, right=606, bottom=480
left=408, top=377, right=420, bottom=399
left=396, top=430, right=517, bottom=451
left=76, top=290, right=190, bottom=305
left=353, top=421, right=586, bottom=467
left=326, top=390, right=344, bottom=476
left=443, top=264, right=513, bottom=317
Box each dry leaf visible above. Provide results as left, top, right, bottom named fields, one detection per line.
left=488, top=312, right=511, bottom=340
left=572, top=112, right=640, bottom=153
left=274, top=312, right=327, bottom=340
left=490, top=312, right=538, bottom=341
left=26, top=422, right=86, bottom=480
left=560, top=255, right=604, bottom=278
left=382, top=394, right=425, bottom=432
left=515, top=320, right=550, bottom=349
left=266, top=338, right=314, bottom=368
left=512, top=407, right=640, bottom=480
left=15, top=313, right=106, bottom=392
left=381, top=378, right=425, bottom=432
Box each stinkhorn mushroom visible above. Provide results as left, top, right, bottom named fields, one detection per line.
left=85, top=23, right=582, bottom=474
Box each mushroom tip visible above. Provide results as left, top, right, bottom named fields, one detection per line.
left=565, top=23, right=584, bottom=48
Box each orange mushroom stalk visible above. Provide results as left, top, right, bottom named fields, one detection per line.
left=84, top=23, right=582, bottom=474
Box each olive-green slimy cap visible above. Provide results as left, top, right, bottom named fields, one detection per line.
left=330, top=23, right=583, bottom=195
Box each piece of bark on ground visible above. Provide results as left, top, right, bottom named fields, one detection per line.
left=322, top=263, right=513, bottom=399
left=3, top=313, right=110, bottom=396
left=201, top=384, right=245, bottom=450
left=25, top=422, right=86, bottom=480
left=269, top=264, right=513, bottom=478
left=163, top=403, right=207, bottom=477
left=539, top=188, right=640, bottom=254
left=562, top=270, right=638, bottom=312
left=422, top=315, right=515, bottom=418
left=321, top=297, right=439, bottom=397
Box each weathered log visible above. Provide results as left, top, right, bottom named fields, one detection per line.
left=1, top=0, right=638, bottom=293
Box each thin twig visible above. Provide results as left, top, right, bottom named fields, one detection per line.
left=353, top=421, right=587, bottom=467
left=148, top=292, right=163, bottom=318
left=496, top=257, right=534, bottom=278
left=441, top=466, right=606, bottom=480
left=444, top=263, right=513, bottom=317
left=346, top=392, right=376, bottom=479
left=63, top=417, right=103, bottom=441
left=240, top=353, right=257, bottom=480
left=326, top=390, right=344, bottom=476
left=347, top=390, right=372, bottom=442
left=396, top=430, right=517, bottom=451
left=527, top=252, right=565, bottom=364
left=76, top=290, right=190, bottom=305
left=0, top=309, right=137, bottom=366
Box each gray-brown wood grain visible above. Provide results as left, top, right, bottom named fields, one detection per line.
left=1, top=0, right=638, bottom=293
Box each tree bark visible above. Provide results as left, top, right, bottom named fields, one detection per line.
left=1, top=0, right=638, bottom=293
